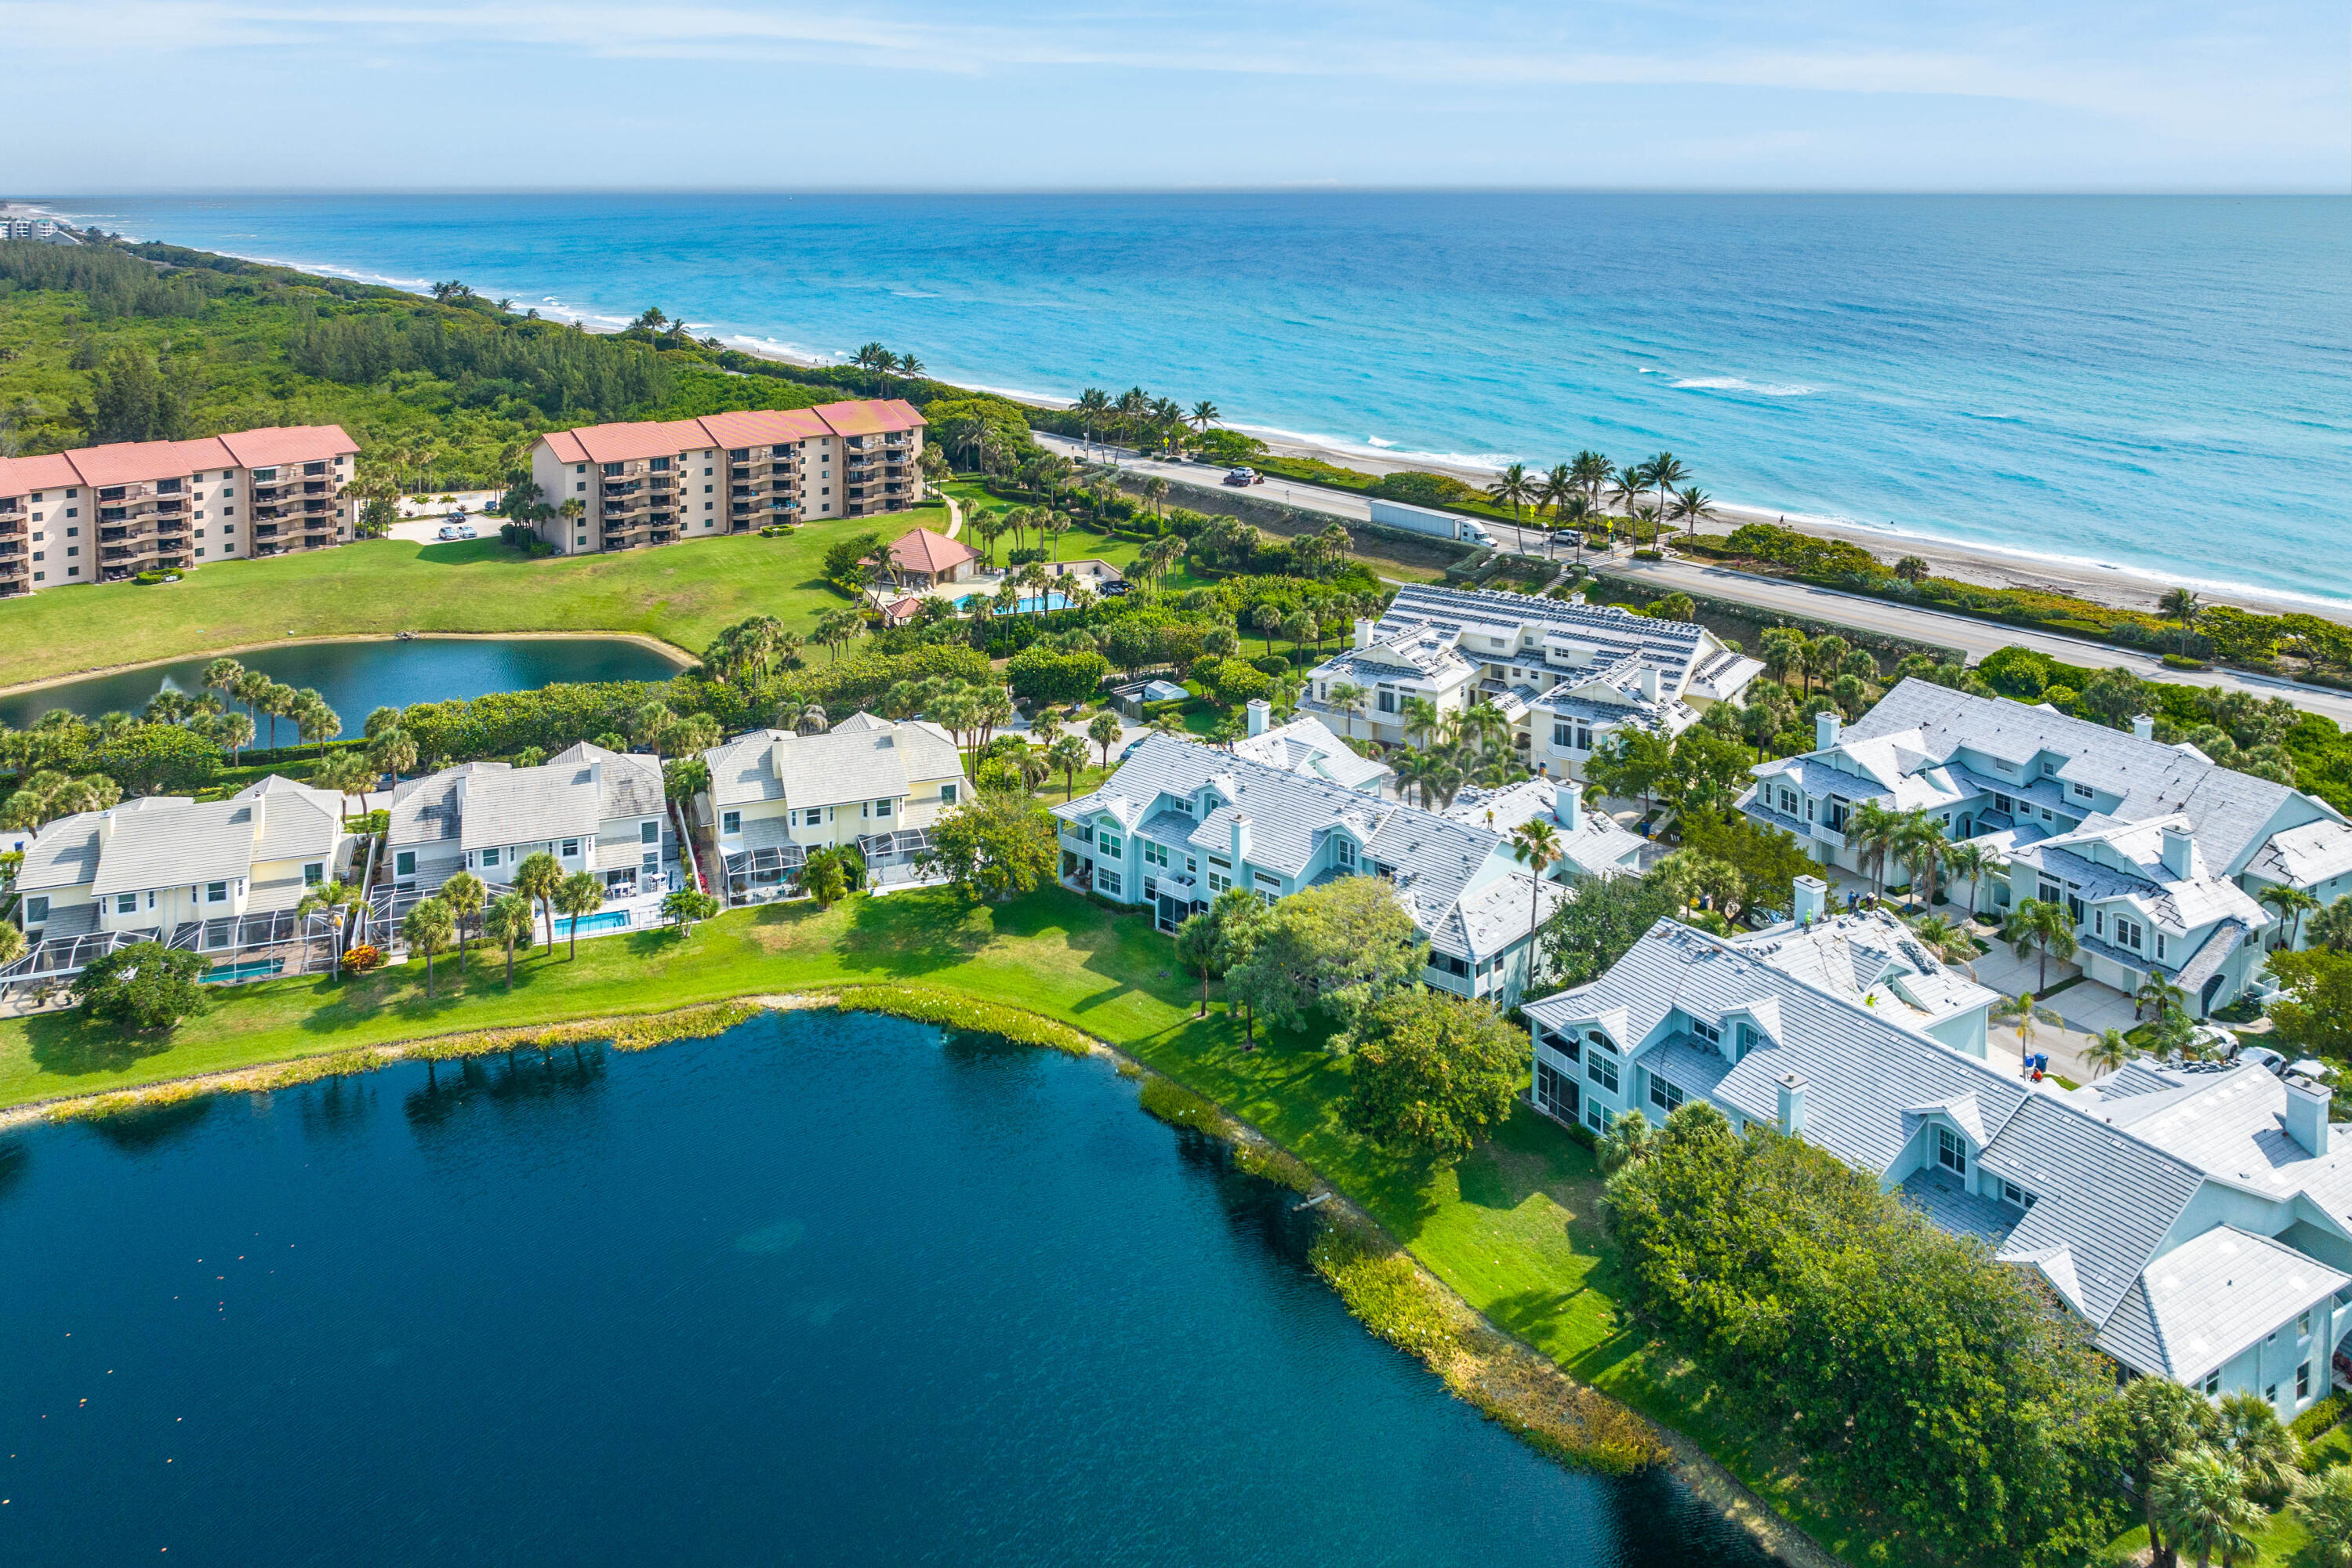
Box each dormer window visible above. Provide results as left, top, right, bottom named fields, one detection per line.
left=1999, top=1180, right=2037, bottom=1210
left=1334, top=837, right=1356, bottom=868
left=1936, top=1126, right=1967, bottom=1174
left=2071, top=782, right=2093, bottom=800
left=1689, top=1017, right=1721, bottom=1044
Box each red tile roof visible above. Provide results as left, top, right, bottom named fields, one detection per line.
left=535, top=398, right=925, bottom=466
left=0, top=424, right=357, bottom=495
left=887, top=526, right=975, bottom=575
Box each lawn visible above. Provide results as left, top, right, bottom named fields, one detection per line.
left=0, top=525, right=877, bottom=688
left=0, top=883, right=1875, bottom=1563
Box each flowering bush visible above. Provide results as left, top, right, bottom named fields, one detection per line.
left=342, top=944, right=385, bottom=974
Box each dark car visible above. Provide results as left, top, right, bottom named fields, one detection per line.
left=1223, top=467, right=1255, bottom=486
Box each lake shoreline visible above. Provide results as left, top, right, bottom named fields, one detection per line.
left=0, top=628, right=698, bottom=702
left=0, top=983, right=1839, bottom=1568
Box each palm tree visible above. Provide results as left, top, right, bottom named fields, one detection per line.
left=2309, top=895, right=2352, bottom=953
left=1399, top=695, right=1443, bottom=750
left=513, top=851, right=565, bottom=949
left=1941, top=840, right=1997, bottom=920
left=2150, top=1447, right=2259, bottom=1568
left=1088, top=710, right=1123, bottom=771
left=1892, top=809, right=1947, bottom=909
left=1597, top=1109, right=1655, bottom=1174
left=554, top=871, right=605, bottom=960
left=1047, top=735, right=1090, bottom=800
left=1485, top=462, right=1536, bottom=523
left=2259, top=883, right=2321, bottom=951
left=368, top=728, right=417, bottom=793
left=1609, top=463, right=1650, bottom=525
left=212, top=711, right=255, bottom=766
left=401, top=898, right=455, bottom=999
left=439, top=870, right=486, bottom=976
left=2136, top=971, right=2188, bottom=1024
left=1175, top=913, right=1219, bottom=1017
left=1570, top=450, right=1612, bottom=513
left=1510, top=819, right=1564, bottom=994
left=202, top=657, right=245, bottom=711
left=484, top=892, right=535, bottom=989
left=2291, top=1468, right=2352, bottom=1568
left=1073, top=388, right=1111, bottom=456
left=1189, top=400, right=1220, bottom=433
left=1326, top=681, right=1368, bottom=741
left=2002, top=898, right=2078, bottom=991
left=311, top=749, right=375, bottom=823
left=1846, top=800, right=1906, bottom=899
left=295, top=878, right=360, bottom=978
left=1646, top=452, right=1688, bottom=525
left=1668, top=485, right=1715, bottom=537
left=2085, top=1029, right=2132, bottom=1079
left=0, top=921, right=24, bottom=972
left=2158, top=587, right=2204, bottom=655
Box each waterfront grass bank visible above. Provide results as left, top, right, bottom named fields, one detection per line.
left=0, top=887, right=1869, bottom=1563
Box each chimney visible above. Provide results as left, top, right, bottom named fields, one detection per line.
left=1816, top=710, right=1841, bottom=750
left=1246, top=698, right=1270, bottom=738
left=1230, top=812, right=1253, bottom=869
left=2161, top=824, right=2195, bottom=880
left=1555, top=779, right=1583, bottom=833
left=1791, top=874, right=1828, bottom=927
left=1635, top=665, right=1659, bottom=701
left=1353, top=618, right=1375, bottom=650
left=1776, top=1073, right=1808, bottom=1139
left=2132, top=713, right=2155, bottom=742
left=2285, top=1075, right=2332, bottom=1156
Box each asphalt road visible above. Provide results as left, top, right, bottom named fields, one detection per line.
left=1039, top=432, right=2352, bottom=727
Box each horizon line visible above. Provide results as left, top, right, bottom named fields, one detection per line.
left=14, top=186, right=2347, bottom=201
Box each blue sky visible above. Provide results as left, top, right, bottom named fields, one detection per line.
left=5, top=0, right=2345, bottom=192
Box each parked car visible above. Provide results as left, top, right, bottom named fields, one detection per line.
left=436, top=524, right=461, bottom=540
left=458, top=526, right=479, bottom=539
left=1223, top=468, right=1255, bottom=487
left=1101, top=580, right=1131, bottom=596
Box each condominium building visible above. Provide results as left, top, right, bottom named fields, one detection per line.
left=1299, top=584, right=1761, bottom=777
left=528, top=398, right=925, bottom=554
left=0, top=424, right=358, bottom=596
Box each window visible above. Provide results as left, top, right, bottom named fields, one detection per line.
left=2038, top=880, right=2063, bottom=906
left=641, top=821, right=659, bottom=844
left=803, top=808, right=826, bottom=827
left=1534, top=1059, right=1579, bottom=1120
left=603, top=462, right=624, bottom=477
left=2116, top=916, right=2143, bottom=951
left=2301, top=1310, right=2314, bottom=1338
left=2000, top=1180, right=2038, bottom=1210
left=1689, top=1017, right=1721, bottom=1044
left=1588, top=1053, right=1620, bottom=1094
left=941, top=782, right=957, bottom=805
left=1553, top=722, right=1572, bottom=748
left=721, top=811, right=741, bottom=836
left=2156, top=933, right=2168, bottom=962
left=2071, top=782, right=2094, bottom=799
left=1377, top=690, right=1396, bottom=713
left=1432, top=953, right=1470, bottom=978
left=2267, top=1385, right=2280, bottom=1406
left=873, top=798, right=894, bottom=818
left=1142, top=840, right=1169, bottom=869
left=1098, top=832, right=1123, bottom=860
left=650, top=456, right=671, bottom=472
left=1587, top=1029, right=1617, bottom=1054
left=1097, top=868, right=1122, bottom=898
left=1536, top=1025, right=1581, bottom=1062
left=481, top=847, right=500, bottom=868
left=395, top=851, right=416, bottom=877
left=1650, top=1076, right=1686, bottom=1113
left=117, top=892, right=138, bottom=914
left=2300, top=1363, right=2313, bottom=1400
left=25, top=896, right=47, bottom=924
left=205, top=881, right=228, bottom=904
left=561, top=839, right=580, bottom=858
left=303, top=862, right=325, bottom=886
left=2203, top=1370, right=2221, bottom=1396
left=1937, top=1126, right=1967, bottom=1174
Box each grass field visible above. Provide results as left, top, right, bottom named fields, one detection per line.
left=0, top=883, right=1883, bottom=1564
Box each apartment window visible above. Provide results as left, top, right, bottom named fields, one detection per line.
left=1432, top=953, right=1469, bottom=978
left=1377, top=690, right=1396, bottom=714
left=2301, top=1310, right=2314, bottom=1338
left=941, top=783, right=957, bottom=805
left=205, top=881, right=228, bottom=904
left=2267, top=1385, right=2280, bottom=1406
left=303, top=862, right=325, bottom=886
left=117, top=893, right=138, bottom=915
left=603, top=462, right=624, bottom=477
left=1098, top=832, right=1123, bottom=860
left=2156, top=933, right=2169, bottom=962
left=1142, top=840, right=1169, bottom=869
left=394, top=851, right=416, bottom=877
left=1649, top=1076, right=1686, bottom=1113
left=1552, top=722, right=1572, bottom=749
left=1937, top=1126, right=1967, bottom=1174
left=641, top=821, right=659, bottom=844
left=1588, top=1053, right=1620, bottom=1094
left=1334, top=837, right=1355, bottom=869
left=575, top=464, right=587, bottom=474
left=650, top=456, right=672, bottom=472
left=1097, top=867, right=1122, bottom=898
left=2300, top=1363, right=2313, bottom=1401
left=561, top=839, right=579, bottom=858
left=481, top=847, right=501, bottom=868
left=1206, top=865, right=1232, bottom=895
left=721, top=811, right=741, bottom=836
left=2038, top=880, right=2063, bottom=906
left=1587, top=1029, right=1616, bottom=1055
left=252, top=467, right=277, bottom=482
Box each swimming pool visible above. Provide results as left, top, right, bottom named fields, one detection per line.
left=568, top=909, right=633, bottom=936
left=955, top=592, right=1071, bottom=615
left=203, top=956, right=286, bottom=985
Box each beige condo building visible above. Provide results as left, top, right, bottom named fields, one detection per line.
left=529, top=397, right=925, bottom=554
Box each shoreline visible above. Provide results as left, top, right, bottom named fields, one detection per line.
left=27, top=197, right=2333, bottom=627
left=0, top=628, right=698, bottom=702
left=0, top=985, right=1838, bottom=1568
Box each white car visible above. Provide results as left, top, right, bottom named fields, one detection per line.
left=436, top=524, right=460, bottom=540
left=459, top=526, right=479, bottom=539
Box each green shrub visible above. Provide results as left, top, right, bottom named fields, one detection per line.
left=1206, top=659, right=1272, bottom=702
left=2292, top=1388, right=2352, bottom=1441
left=1005, top=645, right=1110, bottom=706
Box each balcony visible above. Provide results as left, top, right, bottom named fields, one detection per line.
left=303, top=481, right=328, bottom=496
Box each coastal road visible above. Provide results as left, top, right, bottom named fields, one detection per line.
left=1040, top=434, right=2352, bottom=728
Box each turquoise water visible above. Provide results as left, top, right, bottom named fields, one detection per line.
left=567, top=908, right=632, bottom=935
left=0, top=634, right=685, bottom=730
left=37, top=192, right=2352, bottom=602
left=0, top=1012, right=1771, bottom=1565
left=960, top=590, right=1072, bottom=614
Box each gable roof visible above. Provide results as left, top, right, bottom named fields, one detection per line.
left=1229, top=715, right=1394, bottom=793
left=2097, top=1227, right=2350, bottom=1381
left=702, top=719, right=962, bottom=810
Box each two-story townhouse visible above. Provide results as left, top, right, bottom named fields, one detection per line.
left=384, top=743, right=670, bottom=905
left=528, top=400, right=925, bottom=554
left=1526, top=918, right=2352, bottom=1418
left=1742, top=680, right=2352, bottom=1014
left=698, top=714, right=966, bottom=903
left=2, top=776, right=358, bottom=990
left=1226, top=699, right=1395, bottom=794
left=1298, top=584, right=1760, bottom=775
left=0, top=424, right=357, bottom=593
left=1053, top=733, right=1639, bottom=1006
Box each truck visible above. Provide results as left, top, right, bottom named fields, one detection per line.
left=1367, top=496, right=1495, bottom=546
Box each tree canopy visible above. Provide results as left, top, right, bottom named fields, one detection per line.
left=924, top=787, right=1059, bottom=902
left=1223, top=877, right=1425, bottom=1047
left=1344, top=989, right=1525, bottom=1160
left=71, top=942, right=210, bottom=1033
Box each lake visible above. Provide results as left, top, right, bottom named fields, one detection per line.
left=0, top=1012, right=1769, bottom=1566
left=0, top=635, right=688, bottom=731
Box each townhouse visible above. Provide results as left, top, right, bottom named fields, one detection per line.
left=0, top=424, right=358, bottom=596
left=384, top=743, right=672, bottom=909
left=1743, top=681, right=2352, bottom=1014
left=1527, top=914, right=2352, bottom=1417
left=1052, top=731, right=1642, bottom=1006
left=2, top=775, right=359, bottom=991
left=697, top=714, right=967, bottom=902
left=1226, top=699, right=1395, bottom=794
left=1299, top=583, right=1760, bottom=777
left=529, top=399, right=924, bottom=555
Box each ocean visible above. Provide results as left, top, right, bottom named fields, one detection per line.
left=34, top=192, right=2352, bottom=602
